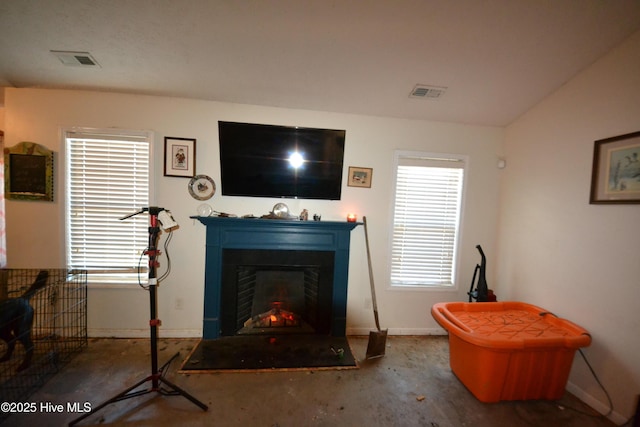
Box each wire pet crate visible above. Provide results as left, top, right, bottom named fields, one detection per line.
left=0, top=269, right=87, bottom=411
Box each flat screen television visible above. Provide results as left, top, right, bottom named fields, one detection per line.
left=218, top=121, right=346, bottom=200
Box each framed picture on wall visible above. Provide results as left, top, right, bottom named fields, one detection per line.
left=4, top=141, right=54, bottom=201
left=164, top=137, right=196, bottom=178
left=347, top=166, right=373, bottom=188
left=589, top=131, right=640, bottom=204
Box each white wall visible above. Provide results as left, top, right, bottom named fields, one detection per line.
left=3, top=88, right=504, bottom=338
left=498, top=30, right=640, bottom=423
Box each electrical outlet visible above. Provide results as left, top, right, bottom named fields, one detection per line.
left=175, top=297, right=184, bottom=310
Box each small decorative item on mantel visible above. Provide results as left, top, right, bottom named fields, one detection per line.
left=196, top=203, right=213, bottom=217
left=347, top=213, right=357, bottom=223
left=261, top=202, right=296, bottom=220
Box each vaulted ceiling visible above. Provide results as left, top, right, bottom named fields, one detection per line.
left=1, top=0, right=640, bottom=126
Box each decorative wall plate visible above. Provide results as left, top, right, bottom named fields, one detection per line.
left=188, top=175, right=216, bottom=200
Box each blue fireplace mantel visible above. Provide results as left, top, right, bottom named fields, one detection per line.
left=192, top=216, right=361, bottom=339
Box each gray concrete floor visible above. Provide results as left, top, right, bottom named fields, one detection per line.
left=3, top=336, right=616, bottom=427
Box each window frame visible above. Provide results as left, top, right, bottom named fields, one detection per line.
left=63, top=127, right=155, bottom=285
left=388, top=150, right=468, bottom=290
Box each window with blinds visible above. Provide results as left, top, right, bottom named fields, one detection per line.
left=65, top=129, right=152, bottom=283
left=390, top=152, right=466, bottom=287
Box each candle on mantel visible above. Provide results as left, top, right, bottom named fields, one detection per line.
left=347, top=213, right=357, bottom=222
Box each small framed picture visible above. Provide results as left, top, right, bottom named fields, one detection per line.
left=589, top=131, right=640, bottom=204
left=164, top=137, right=196, bottom=178
left=347, top=166, right=373, bottom=188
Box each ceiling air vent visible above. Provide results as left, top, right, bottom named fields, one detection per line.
left=409, top=84, right=447, bottom=100
left=50, top=50, right=100, bottom=68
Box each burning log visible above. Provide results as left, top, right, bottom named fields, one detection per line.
left=243, top=304, right=301, bottom=329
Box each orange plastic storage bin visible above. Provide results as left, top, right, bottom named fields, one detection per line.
left=431, top=301, right=591, bottom=403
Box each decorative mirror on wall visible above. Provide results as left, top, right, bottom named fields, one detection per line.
left=4, top=141, right=54, bottom=201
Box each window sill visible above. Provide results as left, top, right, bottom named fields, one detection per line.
left=388, top=284, right=459, bottom=292
left=87, top=282, right=148, bottom=289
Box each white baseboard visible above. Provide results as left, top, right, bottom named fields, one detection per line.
left=88, top=328, right=201, bottom=338
left=90, top=328, right=447, bottom=338
left=565, top=381, right=627, bottom=425
left=346, top=327, right=447, bottom=336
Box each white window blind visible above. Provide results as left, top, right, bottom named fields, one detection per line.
left=65, top=130, right=151, bottom=283
left=390, top=153, right=465, bottom=287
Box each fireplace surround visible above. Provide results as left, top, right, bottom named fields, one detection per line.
left=193, top=216, right=360, bottom=339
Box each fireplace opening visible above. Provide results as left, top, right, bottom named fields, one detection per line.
left=237, top=268, right=318, bottom=334
left=220, top=249, right=335, bottom=336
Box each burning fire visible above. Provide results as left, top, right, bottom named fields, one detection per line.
left=244, top=301, right=301, bottom=328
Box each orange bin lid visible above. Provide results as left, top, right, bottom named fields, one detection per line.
left=431, top=301, right=591, bottom=350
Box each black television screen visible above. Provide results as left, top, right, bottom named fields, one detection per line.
left=218, top=121, right=346, bottom=200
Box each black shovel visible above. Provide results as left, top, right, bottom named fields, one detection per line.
left=363, top=216, right=388, bottom=359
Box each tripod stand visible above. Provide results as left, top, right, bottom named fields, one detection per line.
left=70, top=207, right=208, bottom=426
